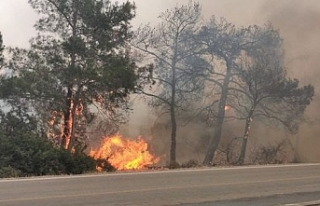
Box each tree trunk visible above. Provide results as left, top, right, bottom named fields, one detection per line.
left=61, top=85, right=74, bottom=149
left=202, top=101, right=226, bottom=165
left=293, top=132, right=300, bottom=162
left=62, top=0, right=79, bottom=151
left=238, top=137, right=248, bottom=164
left=203, top=60, right=232, bottom=165
left=67, top=88, right=81, bottom=151
left=238, top=108, right=254, bottom=164
left=170, top=106, right=177, bottom=167
left=169, top=34, right=179, bottom=167
left=169, top=63, right=177, bottom=167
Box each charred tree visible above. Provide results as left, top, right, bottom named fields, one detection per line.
left=228, top=32, right=315, bottom=164
left=203, top=59, right=233, bottom=165
left=197, top=18, right=251, bottom=165
left=237, top=107, right=254, bottom=164
left=133, top=1, right=205, bottom=166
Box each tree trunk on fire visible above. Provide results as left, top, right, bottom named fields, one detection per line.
left=63, top=0, right=78, bottom=151
left=5, top=0, right=138, bottom=152
left=61, top=85, right=74, bottom=149
left=67, top=88, right=81, bottom=151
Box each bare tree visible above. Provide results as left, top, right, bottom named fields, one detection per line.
left=132, top=1, right=205, bottom=166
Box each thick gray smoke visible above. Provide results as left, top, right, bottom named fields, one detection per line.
left=261, top=0, right=320, bottom=162
left=122, top=0, right=320, bottom=163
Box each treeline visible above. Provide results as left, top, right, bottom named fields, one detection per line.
left=132, top=1, right=313, bottom=167
left=0, top=0, right=314, bottom=176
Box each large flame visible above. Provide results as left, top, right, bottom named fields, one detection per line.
left=90, top=134, right=160, bottom=170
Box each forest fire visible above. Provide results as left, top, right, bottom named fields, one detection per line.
left=90, top=134, right=160, bottom=171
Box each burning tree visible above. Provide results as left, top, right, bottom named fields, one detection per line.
left=132, top=1, right=206, bottom=167
left=2, top=0, right=138, bottom=151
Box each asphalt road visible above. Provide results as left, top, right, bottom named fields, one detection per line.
left=0, top=164, right=319, bottom=206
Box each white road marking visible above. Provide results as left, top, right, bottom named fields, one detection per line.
left=283, top=200, right=320, bottom=206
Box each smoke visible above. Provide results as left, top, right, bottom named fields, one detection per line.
left=260, top=0, right=320, bottom=162
left=122, top=0, right=320, bottom=163
left=0, top=1, right=38, bottom=48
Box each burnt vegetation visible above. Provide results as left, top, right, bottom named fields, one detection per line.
left=0, top=0, right=315, bottom=177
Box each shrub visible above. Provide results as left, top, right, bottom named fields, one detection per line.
left=0, top=166, right=22, bottom=178
left=0, top=110, right=110, bottom=177
left=58, top=150, right=96, bottom=174
left=180, top=159, right=199, bottom=168
left=249, top=139, right=288, bottom=164
left=0, top=133, right=99, bottom=177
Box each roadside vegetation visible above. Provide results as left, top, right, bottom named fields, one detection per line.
left=0, top=0, right=314, bottom=177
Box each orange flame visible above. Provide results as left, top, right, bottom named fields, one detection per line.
left=90, top=134, right=160, bottom=170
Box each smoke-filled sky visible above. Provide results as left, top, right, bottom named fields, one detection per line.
left=1, top=0, right=319, bottom=80
left=1, top=1, right=319, bottom=47
left=0, top=0, right=320, bottom=161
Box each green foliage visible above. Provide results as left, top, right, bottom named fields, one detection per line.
left=0, top=111, right=101, bottom=178
left=23, top=0, right=137, bottom=106
left=0, top=166, right=22, bottom=178
left=2, top=0, right=139, bottom=150
left=58, top=149, right=97, bottom=175
left=0, top=133, right=59, bottom=176
left=0, top=2, right=315, bottom=172
left=0, top=131, right=99, bottom=177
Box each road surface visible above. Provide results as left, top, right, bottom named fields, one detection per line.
left=0, top=164, right=319, bottom=206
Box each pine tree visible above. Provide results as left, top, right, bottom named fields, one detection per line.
left=4, top=0, right=138, bottom=150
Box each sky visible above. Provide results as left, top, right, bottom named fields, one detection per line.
left=0, top=0, right=320, bottom=161
left=0, top=0, right=314, bottom=46
left=0, top=1, right=319, bottom=50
